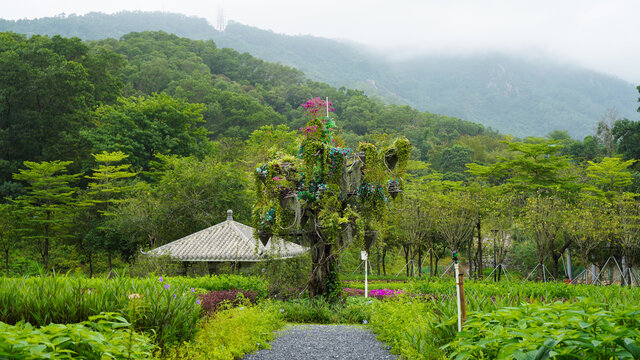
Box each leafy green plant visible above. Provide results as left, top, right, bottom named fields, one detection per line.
left=447, top=300, right=640, bottom=359
left=0, top=312, right=155, bottom=359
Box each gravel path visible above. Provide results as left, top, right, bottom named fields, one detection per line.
left=243, top=324, right=398, bottom=360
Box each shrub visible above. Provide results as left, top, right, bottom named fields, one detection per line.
left=198, top=290, right=258, bottom=314
left=272, top=297, right=373, bottom=324
left=0, top=312, right=156, bottom=359
left=344, top=287, right=406, bottom=299
left=161, top=304, right=284, bottom=360
left=165, top=274, right=269, bottom=298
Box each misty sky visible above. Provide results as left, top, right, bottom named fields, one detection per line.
left=4, top=0, right=640, bottom=84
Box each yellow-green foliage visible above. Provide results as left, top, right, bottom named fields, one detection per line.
left=161, top=304, right=284, bottom=360
left=368, top=296, right=446, bottom=360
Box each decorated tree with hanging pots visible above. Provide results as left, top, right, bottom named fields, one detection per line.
left=253, top=98, right=410, bottom=298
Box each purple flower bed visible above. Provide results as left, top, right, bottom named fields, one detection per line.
left=343, top=287, right=404, bottom=299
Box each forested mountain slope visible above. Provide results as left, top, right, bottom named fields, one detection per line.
left=1, top=11, right=636, bottom=138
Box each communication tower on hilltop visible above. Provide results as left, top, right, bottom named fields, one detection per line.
left=216, top=8, right=227, bottom=31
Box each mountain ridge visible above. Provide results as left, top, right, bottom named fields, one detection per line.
left=1, top=11, right=636, bottom=138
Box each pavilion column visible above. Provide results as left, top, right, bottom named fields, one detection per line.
left=208, top=262, right=219, bottom=275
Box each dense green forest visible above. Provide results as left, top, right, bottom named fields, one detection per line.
left=1, top=11, right=637, bottom=138
left=1, top=29, right=640, bottom=280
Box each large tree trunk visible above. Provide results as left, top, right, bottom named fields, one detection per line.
left=552, top=256, right=560, bottom=280
left=309, top=241, right=338, bottom=298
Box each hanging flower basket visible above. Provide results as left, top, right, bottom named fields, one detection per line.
left=257, top=230, right=272, bottom=246
left=340, top=223, right=354, bottom=244
left=280, top=162, right=295, bottom=175
left=387, top=179, right=401, bottom=199
left=364, top=230, right=377, bottom=251
left=384, top=148, right=399, bottom=171
left=256, top=165, right=268, bottom=183
left=279, top=191, right=297, bottom=210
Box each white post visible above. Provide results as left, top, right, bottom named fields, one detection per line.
left=591, top=263, right=597, bottom=285
left=566, top=248, right=572, bottom=281
left=362, top=251, right=368, bottom=298
left=622, top=255, right=628, bottom=286
left=326, top=97, right=329, bottom=117
left=455, top=261, right=462, bottom=332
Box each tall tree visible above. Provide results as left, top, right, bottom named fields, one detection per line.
left=253, top=98, right=410, bottom=298
left=12, top=160, right=81, bottom=270
left=82, top=151, right=137, bottom=275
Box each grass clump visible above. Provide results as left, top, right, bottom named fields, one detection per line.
left=272, top=296, right=373, bottom=324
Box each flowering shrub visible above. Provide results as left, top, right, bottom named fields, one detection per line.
left=301, top=97, right=334, bottom=119
left=343, top=287, right=365, bottom=296
left=369, top=288, right=405, bottom=299
left=198, top=290, right=258, bottom=314
left=343, top=287, right=404, bottom=299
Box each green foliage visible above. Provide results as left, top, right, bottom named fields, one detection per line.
left=83, top=93, right=211, bottom=171
left=368, top=296, right=447, bottom=359
left=270, top=296, right=373, bottom=324
left=612, top=118, right=640, bottom=166
left=110, top=155, right=253, bottom=257
left=0, top=274, right=201, bottom=348
left=448, top=300, right=640, bottom=359
left=0, top=312, right=156, bottom=359
left=586, top=157, right=637, bottom=200
left=0, top=34, right=93, bottom=189
left=161, top=304, right=284, bottom=360
left=364, top=278, right=640, bottom=359
left=85, top=151, right=137, bottom=214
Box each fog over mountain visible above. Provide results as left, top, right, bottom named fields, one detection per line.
left=4, top=0, right=640, bottom=84
left=1, top=10, right=637, bottom=138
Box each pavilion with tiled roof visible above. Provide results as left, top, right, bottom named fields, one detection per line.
left=147, top=210, right=307, bottom=266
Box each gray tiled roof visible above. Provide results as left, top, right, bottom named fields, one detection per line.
left=148, top=210, right=308, bottom=262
